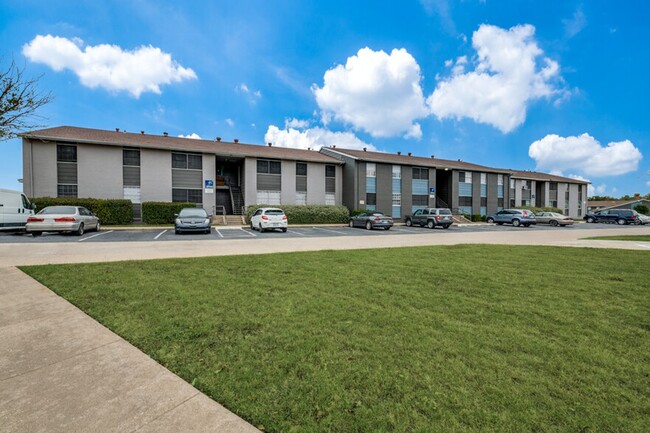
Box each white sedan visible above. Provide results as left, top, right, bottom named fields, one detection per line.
left=26, top=206, right=100, bottom=236
left=250, top=208, right=288, bottom=232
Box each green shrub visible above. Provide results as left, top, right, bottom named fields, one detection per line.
left=516, top=206, right=564, bottom=215
left=246, top=205, right=350, bottom=225
left=30, top=197, right=133, bottom=225
left=142, top=202, right=195, bottom=224
left=351, top=209, right=370, bottom=217
left=633, top=204, right=649, bottom=215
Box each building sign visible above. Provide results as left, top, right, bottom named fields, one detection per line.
left=204, top=179, right=214, bottom=194
left=429, top=187, right=436, bottom=194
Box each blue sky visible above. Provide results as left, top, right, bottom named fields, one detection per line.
left=1, top=0, right=648, bottom=196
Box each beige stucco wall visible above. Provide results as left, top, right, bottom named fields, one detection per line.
left=244, top=158, right=257, bottom=207
left=77, top=144, right=123, bottom=199
left=141, top=148, right=172, bottom=202
left=24, top=139, right=57, bottom=197
left=202, top=154, right=216, bottom=212
left=281, top=160, right=296, bottom=205
left=307, top=163, right=326, bottom=204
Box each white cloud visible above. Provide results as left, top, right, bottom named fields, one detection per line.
left=178, top=133, right=201, bottom=140
left=22, top=34, right=196, bottom=97
left=264, top=125, right=375, bottom=151
left=528, top=133, right=643, bottom=177
left=285, top=118, right=311, bottom=129
left=312, top=47, right=428, bottom=139
left=427, top=24, right=564, bottom=133
left=236, top=83, right=262, bottom=104
left=563, top=7, right=587, bottom=38
left=225, top=118, right=235, bottom=127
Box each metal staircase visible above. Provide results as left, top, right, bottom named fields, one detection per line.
left=230, top=186, right=245, bottom=216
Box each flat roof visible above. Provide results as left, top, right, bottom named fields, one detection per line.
left=20, top=126, right=342, bottom=164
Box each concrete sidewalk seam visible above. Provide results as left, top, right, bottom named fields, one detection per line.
left=0, top=338, right=121, bottom=383
left=129, top=392, right=201, bottom=433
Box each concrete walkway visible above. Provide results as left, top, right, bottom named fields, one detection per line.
left=0, top=266, right=260, bottom=433
left=1, top=226, right=648, bottom=432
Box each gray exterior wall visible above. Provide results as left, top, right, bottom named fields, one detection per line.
left=357, top=162, right=366, bottom=209
left=472, top=172, right=481, bottom=214
left=202, top=154, right=216, bottom=212
left=281, top=160, right=296, bottom=204
left=568, top=183, right=579, bottom=217
left=244, top=158, right=257, bottom=207
left=335, top=164, right=343, bottom=205
left=401, top=165, right=412, bottom=217
left=428, top=168, right=436, bottom=207
left=451, top=171, right=459, bottom=210
left=306, top=163, right=326, bottom=205
left=23, top=139, right=57, bottom=197
left=376, top=163, right=392, bottom=215
left=78, top=144, right=122, bottom=199
left=487, top=173, right=498, bottom=215
left=141, top=148, right=172, bottom=202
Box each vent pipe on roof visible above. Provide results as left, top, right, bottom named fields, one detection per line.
left=363, top=147, right=367, bottom=152
left=431, top=155, right=435, bottom=158
left=216, top=137, right=221, bottom=142
left=408, top=152, right=412, bottom=156
left=397, top=151, right=401, bottom=155
left=140, top=131, right=144, bottom=135
left=234, top=138, right=239, bottom=143
left=115, top=128, right=120, bottom=132
left=268, top=143, right=272, bottom=147
left=163, top=132, right=168, bottom=137
left=332, top=145, right=336, bottom=148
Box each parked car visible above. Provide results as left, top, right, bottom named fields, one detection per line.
left=0, top=188, right=35, bottom=231
left=584, top=209, right=639, bottom=225
left=26, top=206, right=100, bottom=236
left=250, top=208, right=288, bottom=232
left=404, top=208, right=453, bottom=229
left=534, top=212, right=574, bottom=227
left=486, top=209, right=536, bottom=227
left=175, top=208, right=212, bottom=234
left=349, top=211, right=393, bottom=230
left=633, top=211, right=649, bottom=225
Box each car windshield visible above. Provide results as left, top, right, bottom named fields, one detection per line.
left=38, top=206, right=76, bottom=215
left=370, top=212, right=385, bottom=217
left=265, top=209, right=284, bottom=215
left=439, top=209, right=452, bottom=215
left=179, top=208, right=207, bottom=218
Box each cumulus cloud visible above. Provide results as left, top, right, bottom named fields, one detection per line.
left=312, top=47, right=428, bottom=139
left=285, top=118, right=311, bottom=129
left=528, top=133, right=643, bottom=177
left=427, top=24, right=564, bottom=133
left=178, top=133, right=201, bottom=139
left=264, top=125, right=375, bottom=151
left=236, top=83, right=262, bottom=104
left=563, top=6, right=587, bottom=38
left=22, top=35, right=196, bottom=97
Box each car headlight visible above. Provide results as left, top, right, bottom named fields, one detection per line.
left=175, top=219, right=181, bottom=225
left=204, top=219, right=210, bottom=224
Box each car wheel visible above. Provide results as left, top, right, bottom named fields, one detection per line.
left=259, top=223, right=265, bottom=233
left=586, top=217, right=595, bottom=223
left=76, top=223, right=85, bottom=236
left=512, top=219, right=521, bottom=227
left=205, top=228, right=211, bottom=234
left=175, top=229, right=180, bottom=234
left=250, top=222, right=255, bottom=230
left=282, top=228, right=287, bottom=232
left=427, top=220, right=435, bottom=229
left=617, top=218, right=627, bottom=225
left=550, top=220, right=558, bottom=227
left=486, top=217, right=495, bottom=224
left=405, top=219, right=412, bottom=227
left=349, top=220, right=354, bottom=228
left=31, top=231, right=42, bottom=237
left=95, top=221, right=101, bottom=232
left=366, top=221, right=372, bottom=230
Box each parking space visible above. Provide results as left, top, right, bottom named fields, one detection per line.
left=0, top=221, right=646, bottom=244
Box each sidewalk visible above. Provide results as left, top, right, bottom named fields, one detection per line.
left=0, top=266, right=260, bottom=433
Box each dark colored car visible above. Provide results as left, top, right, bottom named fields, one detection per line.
left=584, top=209, right=639, bottom=225
left=404, top=208, right=453, bottom=229
left=349, top=211, right=394, bottom=230
left=174, top=208, right=211, bottom=234
left=486, top=209, right=536, bottom=227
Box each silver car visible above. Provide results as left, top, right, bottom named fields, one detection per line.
left=534, top=212, right=574, bottom=227
left=26, top=206, right=100, bottom=236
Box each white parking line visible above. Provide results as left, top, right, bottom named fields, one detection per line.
left=241, top=228, right=256, bottom=237
left=78, top=230, right=113, bottom=242
left=214, top=228, right=224, bottom=238
left=287, top=229, right=306, bottom=236
left=154, top=229, right=167, bottom=240
left=311, top=227, right=349, bottom=235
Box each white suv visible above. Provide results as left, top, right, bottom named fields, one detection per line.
left=250, top=208, right=288, bottom=232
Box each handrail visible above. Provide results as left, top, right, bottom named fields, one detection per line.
left=214, top=205, right=227, bottom=225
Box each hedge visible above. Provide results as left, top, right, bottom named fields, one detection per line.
left=142, top=202, right=196, bottom=224
left=246, top=205, right=350, bottom=225
left=30, top=197, right=133, bottom=225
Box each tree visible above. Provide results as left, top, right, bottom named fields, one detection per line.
left=0, top=60, right=52, bottom=141
left=634, top=204, right=649, bottom=215
left=588, top=195, right=616, bottom=201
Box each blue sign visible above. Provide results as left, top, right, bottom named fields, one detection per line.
left=429, top=187, right=436, bottom=193
left=204, top=179, right=214, bottom=188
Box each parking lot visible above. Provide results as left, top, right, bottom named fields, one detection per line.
left=0, top=222, right=645, bottom=244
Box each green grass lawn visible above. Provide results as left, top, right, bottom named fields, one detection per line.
left=22, top=245, right=650, bottom=433
left=583, top=235, right=650, bottom=242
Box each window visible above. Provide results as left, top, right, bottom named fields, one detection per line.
left=392, top=194, right=401, bottom=206
left=296, top=192, right=307, bottom=205
left=497, top=174, right=504, bottom=186
left=172, top=152, right=202, bottom=170
left=412, top=167, right=429, bottom=180
left=366, top=162, right=376, bottom=177
left=392, top=193, right=401, bottom=218
left=497, top=198, right=504, bottom=208
left=510, top=179, right=515, bottom=189
left=366, top=193, right=376, bottom=206
left=521, top=180, right=529, bottom=189
left=257, top=159, right=281, bottom=174
left=459, top=197, right=472, bottom=206
left=57, top=145, right=77, bottom=162
left=459, top=171, right=472, bottom=183
left=510, top=199, right=516, bottom=207
left=325, top=193, right=336, bottom=205
left=296, top=162, right=307, bottom=176
left=480, top=173, right=487, bottom=185
left=57, top=185, right=77, bottom=198
left=172, top=188, right=202, bottom=203
left=123, top=148, right=140, bottom=166
left=392, top=165, right=401, bottom=178
left=549, top=182, right=558, bottom=191
left=412, top=195, right=428, bottom=206
left=325, top=165, right=336, bottom=194
left=480, top=197, right=487, bottom=207
left=326, top=165, right=336, bottom=177
left=256, top=190, right=281, bottom=205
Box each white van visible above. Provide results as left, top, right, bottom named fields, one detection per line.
left=0, top=189, right=36, bottom=231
